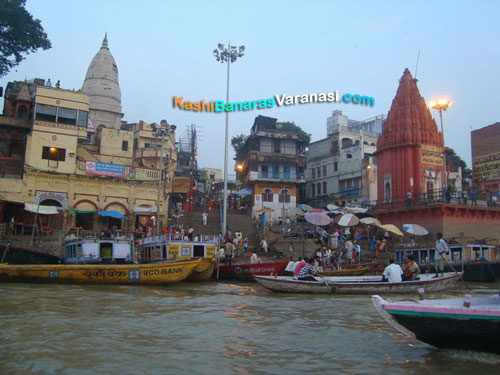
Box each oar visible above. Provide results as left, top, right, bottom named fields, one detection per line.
left=320, top=276, right=331, bottom=290
left=442, top=254, right=471, bottom=290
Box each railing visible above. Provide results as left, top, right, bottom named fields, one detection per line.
left=254, top=171, right=305, bottom=181
left=139, top=233, right=219, bottom=246
left=364, top=188, right=498, bottom=211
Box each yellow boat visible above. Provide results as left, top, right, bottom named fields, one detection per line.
left=319, top=267, right=367, bottom=277
left=186, top=258, right=216, bottom=281
left=0, top=258, right=202, bottom=285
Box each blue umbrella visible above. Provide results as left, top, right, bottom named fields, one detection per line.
left=98, top=210, right=128, bottom=220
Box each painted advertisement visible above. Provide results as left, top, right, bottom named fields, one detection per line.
left=85, top=161, right=125, bottom=178
left=421, top=145, right=443, bottom=166
left=473, top=151, right=500, bottom=179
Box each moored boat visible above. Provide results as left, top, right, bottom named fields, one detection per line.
left=319, top=267, right=367, bottom=276
left=254, top=272, right=461, bottom=294
left=0, top=258, right=202, bottom=285
left=217, top=260, right=289, bottom=281
left=186, top=257, right=216, bottom=281
left=371, top=293, right=500, bottom=354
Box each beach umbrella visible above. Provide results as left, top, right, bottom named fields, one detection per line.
left=288, top=207, right=305, bottom=216
left=256, top=207, right=274, bottom=213
left=327, top=204, right=340, bottom=211
left=335, top=213, right=360, bottom=227
left=304, top=212, right=331, bottom=226
left=360, top=217, right=382, bottom=227
left=380, top=224, right=404, bottom=236
left=402, top=224, right=429, bottom=236
left=297, top=204, right=313, bottom=212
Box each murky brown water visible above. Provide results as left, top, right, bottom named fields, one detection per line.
left=1, top=281, right=499, bottom=375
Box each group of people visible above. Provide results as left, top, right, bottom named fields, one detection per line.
left=382, top=232, right=450, bottom=282
left=284, top=256, right=320, bottom=281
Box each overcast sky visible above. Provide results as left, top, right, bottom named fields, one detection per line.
left=2, top=0, right=499, bottom=171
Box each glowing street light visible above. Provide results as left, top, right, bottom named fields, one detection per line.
left=430, top=98, right=452, bottom=191
left=213, top=42, right=245, bottom=237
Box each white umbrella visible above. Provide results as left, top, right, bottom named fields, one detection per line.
left=327, top=204, right=340, bottom=211
left=335, top=213, right=360, bottom=227
left=402, top=224, right=429, bottom=236
left=304, top=212, right=331, bottom=226
left=346, top=206, right=368, bottom=214
left=360, top=217, right=382, bottom=227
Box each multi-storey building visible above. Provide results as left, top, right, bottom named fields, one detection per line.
left=237, top=115, right=306, bottom=223
left=0, top=36, right=176, bottom=234
left=306, top=110, right=383, bottom=208
left=471, top=122, right=500, bottom=197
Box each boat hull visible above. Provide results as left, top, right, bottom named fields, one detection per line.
left=254, top=273, right=461, bottom=294
left=186, top=258, right=216, bottom=281
left=319, top=268, right=367, bottom=276
left=217, top=260, right=289, bottom=281
left=372, top=294, right=500, bottom=354
left=0, top=259, right=202, bottom=285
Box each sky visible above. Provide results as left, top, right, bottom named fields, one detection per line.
left=2, top=0, right=500, bottom=171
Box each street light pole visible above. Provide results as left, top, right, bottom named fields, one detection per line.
left=430, top=99, right=452, bottom=193
left=213, top=42, right=245, bottom=237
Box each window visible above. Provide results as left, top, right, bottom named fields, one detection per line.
left=312, top=184, right=316, bottom=196
left=317, top=167, right=321, bottom=178
left=279, top=189, right=291, bottom=203
left=57, top=107, right=77, bottom=125
left=347, top=154, right=352, bottom=159
left=323, top=182, right=327, bottom=194
left=317, top=183, right=321, bottom=195
left=323, top=165, right=327, bottom=176
left=122, top=141, right=128, bottom=151
left=312, top=168, right=316, bottom=179
left=17, top=106, right=27, bottom=120
left=262, top=188, right=273, bottom=202
left=261, top=165, right=269, bottom=178
left=77, top=110, right=88, bottom=127
left=134, top=138, right=138, bottom=149
left=42, top=146, right=66, bottom=161
left=36, top=104, right=57, bottom=122
left=274, top=139, right=281, bottom=153
left=334, top=162, right=338, bottom=172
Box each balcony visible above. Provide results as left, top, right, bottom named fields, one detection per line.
left=249, top=171, right=305, bottom=182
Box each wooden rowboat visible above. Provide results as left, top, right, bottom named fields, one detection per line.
left=0, top=259, right=202, bottom=285
left=254, top=272, right=462, bottom=294
left=186, top=258, right=216, bottom=281
left=217, top=260, right=289, bottom=281
left=319, top=268, right=367, bottom=276
left=372, top=293, right=500, bottom=354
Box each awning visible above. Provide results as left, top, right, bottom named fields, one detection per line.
left=98, top=210, right=128, bottom=220
left=232, top=188, right=252, bottom=196
left=24, top=203, right=59, bottom=215
left=134, top=205, right=157, bottom=213
left=69, top=209, right=95, bottom=216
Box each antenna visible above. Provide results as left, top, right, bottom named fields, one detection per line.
left=414, top=50, right=420, bottom=82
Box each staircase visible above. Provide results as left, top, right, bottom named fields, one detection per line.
left=179, top=207, right=260, bottom=250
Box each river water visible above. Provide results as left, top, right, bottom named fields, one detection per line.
left=1, top=281, right=499, bottom=375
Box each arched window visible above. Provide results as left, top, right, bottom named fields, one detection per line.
left=384, top=182, right=391, bottom=201
left=262, top=189, right=273, bottom=202
left=323, top=181, right=327, bottom=194
left=279, top=189, right=291, bottom=203
left=17, top=106, right=27, bottom=120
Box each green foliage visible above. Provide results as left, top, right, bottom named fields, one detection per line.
left=0, top=0, right=52, bottom=77
left=446, top=147, right=472, bottom=181
left=279, top=121, right=311, bottom=146
left=231, top=134, right=248, bottom=162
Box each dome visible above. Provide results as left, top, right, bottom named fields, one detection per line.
left=81, top=34, right=122, bottom=126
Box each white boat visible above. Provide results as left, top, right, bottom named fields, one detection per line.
left=254, top=272, right=461, bottom=294
left=372, top=293, right=500, bottom=354
left=64, top=231, right=133, bottom=264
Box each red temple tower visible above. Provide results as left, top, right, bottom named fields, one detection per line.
left=376, top=68, right=444, bottom=204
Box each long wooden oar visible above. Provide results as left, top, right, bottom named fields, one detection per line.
left=442, top=254, right=471, bottom=290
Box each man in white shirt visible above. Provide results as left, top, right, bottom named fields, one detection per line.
left=202, top=212, right=208, bottom=226
left=383, top=258, right=403, bottom=283
left=434, top=232, right=449, bottom=278
left=284, top=257, right=295, bottom=275
left=250, top=252, right=258, bottom=264
left=260, top=239, right=268, bottom=253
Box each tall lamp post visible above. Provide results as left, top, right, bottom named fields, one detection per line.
left=213, top=42, right=245, bottom=237
left=151, top=120, right=176, bottom=235
left=430, top=99, right=452, bottom=192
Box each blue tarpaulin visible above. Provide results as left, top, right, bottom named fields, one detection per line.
left=98, top=210, right=128, bottom=220
left=232, top=188, right=252, bottom=196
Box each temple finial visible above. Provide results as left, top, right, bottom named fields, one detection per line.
left=101, top=33, right=108, bottom=49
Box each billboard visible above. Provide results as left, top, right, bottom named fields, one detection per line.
left=421, top=145, right=443, bottom=166
left=172, top=177, right=191, bottom=193
left=473, top=151, right=500, bottom=179
left=85, top=161, right=124, bottom=178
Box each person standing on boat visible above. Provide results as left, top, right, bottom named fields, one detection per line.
left=345, top=238, right=354, bottom=265
left=202, top=211, right=208, bottom=226
left=434, top=233, right=449, bottom=278
left=188, top=225, right=194, bottom=240
left=382, top=259, right=403, bottom=283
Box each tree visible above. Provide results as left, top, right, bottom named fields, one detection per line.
left=231, top=134, right=248, bottom=162
left=0, top=0, right=51, bottom=77
left=279, top=121, right=311, bottom=146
